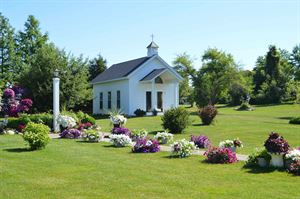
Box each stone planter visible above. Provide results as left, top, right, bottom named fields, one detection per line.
left=159, top=138, right=168, bottom=144
left=257, top=157, right=268, bottom=167
left=269, top=153, right=284, bottom=167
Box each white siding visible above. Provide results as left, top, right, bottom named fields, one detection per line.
left=92, top=80, right=129, bottom=114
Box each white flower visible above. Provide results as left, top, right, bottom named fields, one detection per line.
left=219, top=140, right=234, bottom=148
left=286, top=149, right=300, bottom=161
left=110, top=134, right=132, bottom=147
left=5, top=129, right=16, bottom=135
left=110, top=114, right=127, bottom=125
left=154, top=131, right=173, bottom=140
left=170, top=139, right=196, bottom=158
left=57, top=115, right=76, bottom=128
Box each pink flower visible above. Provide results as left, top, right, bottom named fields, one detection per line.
left=4, top=88, right=15, bottom=98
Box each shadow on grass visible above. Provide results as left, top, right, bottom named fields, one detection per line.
left=242, top=165, right=284, bottom=174
left=75, top=140, right=100, bottom=144
left=192, top=123, right=206, bottom=126
left=148, top=130, right=165, bottom=135
left=4, top=148, right=31, bottom=153
left=277, top=116, right=293, bottom=120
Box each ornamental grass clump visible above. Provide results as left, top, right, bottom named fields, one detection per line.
left=59, top=128, right=82, bottom=139
left=264, top=132, right=289, bottom=154
left=199, top=105, right=217, bottom=125
left=23, top=122, right=50, bottom=150
left=154, top=131, right=173, bottom=144
left=204, top=147, right=237, bottom=164
left=132, top=138, right=160, bottom=153
left=110, top=134, right=133, bottom=147
left=111, top=127, right=131, bottom=137
left=170, top=139, right=197, bottom=158
left=190, top=134, right=210, bottom=148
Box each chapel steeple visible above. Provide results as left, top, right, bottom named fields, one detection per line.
left=147, top=34, right=159, bottom=57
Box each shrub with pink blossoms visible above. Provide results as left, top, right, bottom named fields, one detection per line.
left=204, top=147, right=237, bottom=164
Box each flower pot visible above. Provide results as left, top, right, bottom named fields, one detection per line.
left=159, top=138, right=168, bottom=144
left=270, top=153, right=284, bottom=167
left=257, top=157, right=268, bottom=167
left=228, top=147, right=236, bottom=153
left=113, top=123, right=120, bottom=128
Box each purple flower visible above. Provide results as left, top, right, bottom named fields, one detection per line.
left=11, top=86, right=24, bottom=96
left=132, top=138, right=160, bottom=153
left=112, top=127, right=131, bottom=137
left=264, top=132, right=289, bottom=154
left=60, top=128, right=82, bottom=139
left=191, top=135, right=210, bottom=148
left=4, top=88, right=15, bottom=98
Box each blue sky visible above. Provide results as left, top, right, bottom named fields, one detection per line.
left=1, top=0, right=300, bottom=69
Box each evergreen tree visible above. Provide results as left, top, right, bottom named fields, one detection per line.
left=89, top=54, right=107, bottom=81
left=0, top=13, right=19, bottom=81
left=17, top=15, right=48, bottom=66
left=290, top=44, right=300, bottom=80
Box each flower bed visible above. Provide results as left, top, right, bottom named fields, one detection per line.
left=204, top=147, right=237, bottom=164
left=132, top=138, right=160, bottom=153
left=264, top=132, right=289, bottom=154
left=154, top=131, right=173, bottom=144
left=110, top=134, right=132, bottom=147
left=131, top=129, right=148, bottom=141
left=59, top=128, right=82, bottom=139
left=82, top=130, right=102, bottom=142
left=57, top=115, right=77, bottom=129
left=190, top=134, right=210, bottom=148
left=111, top=127, right=131, bottom=137
left=170, top=139, right=196, bottom=158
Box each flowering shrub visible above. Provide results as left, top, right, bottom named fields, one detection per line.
left=23, top=122, right=50, bottom=150
left=59, top=128, right=82, bottom=139
left=285, top=149, right=300, bottom=161
left=57, top=115, right=77, bottom=129
left=110, top=114, right=127, bottom=126
left=82, top=130, right=102, bottom=142
left=78, top=122, right=93, bottom=131
left=110, top=134, right=133, bottom=147
left=154, top=131, right=173, bottom=144
left=264, top=132, right=289, bottom=154
left=219, top=138, right=243, bottom=148
left=288, top=160, right=300, bottom=176
left=1, top=85, right=33, bottom=117
left=111, top=127, right=131, bottom=137
left=190, top=135, right=210, bottom=148
left=131, top=129, right=148, bottom=141
left=170, top=139, right=197, bottom=158
left=204, top=147, right=237, bottom=164
left=132, top=138, right=160, bottom=153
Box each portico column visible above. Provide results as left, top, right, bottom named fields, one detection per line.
left=151, top=80, right=157, bottom=111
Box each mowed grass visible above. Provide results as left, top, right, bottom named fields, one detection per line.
left=1, top=135, right=300, bottom=199
left=97, top=104, right=300, bottom=154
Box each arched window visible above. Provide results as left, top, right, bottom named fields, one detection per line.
left=155, top=76, right=163, bottom=84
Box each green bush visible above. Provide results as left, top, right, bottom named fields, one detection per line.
left=81, top=114, right=96, bottom=125
left=289, top=117, right=300, bottom=124
left=134, top=109, right=146, bottom=117
left=199, top=105, right=218, bottom=125
left=7, top=118, right=21, bottom=129
left=23, top=122, right=51, bottom=150
left=7, top=114, right=53, bottom=130
left=161, top=107, right=190, bottom=134
left=76, top=111, right=85, bottom=121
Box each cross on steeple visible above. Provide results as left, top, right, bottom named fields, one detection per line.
left=151, top=34, right=154, bottom=42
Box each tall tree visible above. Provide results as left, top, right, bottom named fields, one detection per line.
left=0, top=13, right=19, bottom=81
left=17, top=15, right=48, bottom=66
left=193, top=48, right=238, bottom=107
left=172, top=53, right=195, bottom=105
left=290, top=44, right=300, bottom=80
left=89, top=54, right=107, bottom=81
left=19, top=43, right=91, bottom=112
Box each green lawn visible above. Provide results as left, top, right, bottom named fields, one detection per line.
left=1, top=135, right=300, bottom=199
left=97, top=104, right=300, bottom=154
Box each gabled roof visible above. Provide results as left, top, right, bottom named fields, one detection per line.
left=140, top=68, right=166, bottom=81
left=147, top=41, right=159, bottom=48
left=91, top=56, right=151, bottom=84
